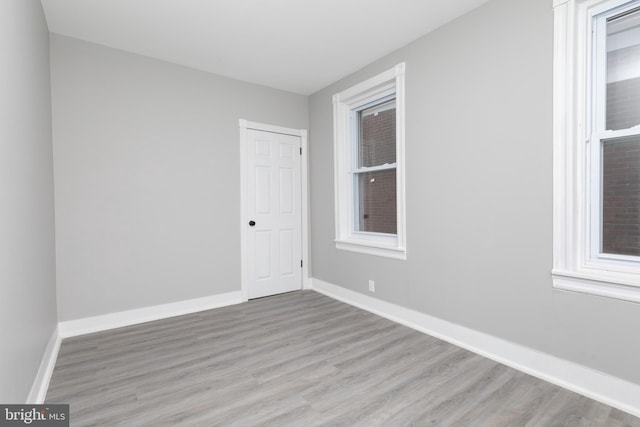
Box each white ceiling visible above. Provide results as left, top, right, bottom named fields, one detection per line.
left=40, top=0, right=489, bottom=95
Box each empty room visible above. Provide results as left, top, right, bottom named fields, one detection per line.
left=2, top=0, right=640, bottom=425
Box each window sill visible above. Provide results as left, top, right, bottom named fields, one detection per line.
left=335, top=239, right=406, bottom=260
left=552, top=269, right=640, bottom=304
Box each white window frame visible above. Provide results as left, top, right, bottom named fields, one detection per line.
left=333, top=63, right=406, bottom=260
left=553, top=0, right=640, bottom=303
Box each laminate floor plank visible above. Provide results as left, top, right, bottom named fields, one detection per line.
left=45, top=290, right=640, bottom=426
left=351, top=358, right=511, bottom=427
left=313, top=353, right=494, bottom=426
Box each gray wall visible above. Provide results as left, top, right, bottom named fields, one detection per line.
left=0, top=0, right=58, bottom=402
left=309, top=0, right=640, bottom=385
left=50, top=35, right=308, bottom=321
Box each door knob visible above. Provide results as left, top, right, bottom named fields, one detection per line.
left=249, top=220, right=256, bottom=227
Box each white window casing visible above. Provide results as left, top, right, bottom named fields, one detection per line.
left=553, top=0, right=640, bottom=302
left=333, top=63, right=407, bottom=260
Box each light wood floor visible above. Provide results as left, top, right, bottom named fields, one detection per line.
left=46, top=290, right=640, bottom=426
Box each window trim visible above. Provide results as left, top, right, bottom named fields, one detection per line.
left=333, top=63, right=406, bottom=260
left=553, top=0, right=640, bottom=302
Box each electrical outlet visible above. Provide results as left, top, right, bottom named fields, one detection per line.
left=368, top=280, right=375, bottom=293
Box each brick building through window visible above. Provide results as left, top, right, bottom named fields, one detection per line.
left=357, top=103, right=397, bottom=234
left=602, top=29, right=640, bottom=256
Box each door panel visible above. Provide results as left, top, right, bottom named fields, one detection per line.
left=256, top=167, right=271, bottom=214
left=279, top=168, right=294, bottom=214
left=255, top=231, right=271, bottom=279
left=247, top=129, right=302, bottom=299
left=279, top=229, right=294, bottom=276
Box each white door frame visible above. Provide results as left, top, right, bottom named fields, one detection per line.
left=239, top=119, right=310, bottom=302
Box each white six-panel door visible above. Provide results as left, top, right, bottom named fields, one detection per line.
left=245, top=128, right=302, bottom=299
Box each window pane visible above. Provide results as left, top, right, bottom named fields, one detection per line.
left=606, top=7, right=640, bottom=130
left=358, top=100, right=396, bottom=167
left=602, top=135, right=640, bottom=256
left=356, top=170, right=396, bottom=234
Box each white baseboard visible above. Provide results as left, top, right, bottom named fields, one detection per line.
left=58, top=291, right=242, bottom=338
left=26, top=326, right=62, bottom=404
left=310, top=278, right=640, bottom=418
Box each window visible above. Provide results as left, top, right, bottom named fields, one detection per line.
left=333, top=63, right=406, bottom=259
left=554, top=0, right=640, bottom=302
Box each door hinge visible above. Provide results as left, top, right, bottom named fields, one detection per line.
left=300, top=147, right=302, bottom=155
left=300, top=260, right=303, bottom=268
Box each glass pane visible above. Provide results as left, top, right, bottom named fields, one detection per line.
left=358, top=100, right=396, bottom=168
left=602, top=135, right=640, bottom=256
left=606, top=7, right=640, bottom=130
left=356, top=170, right=397, bottom=234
